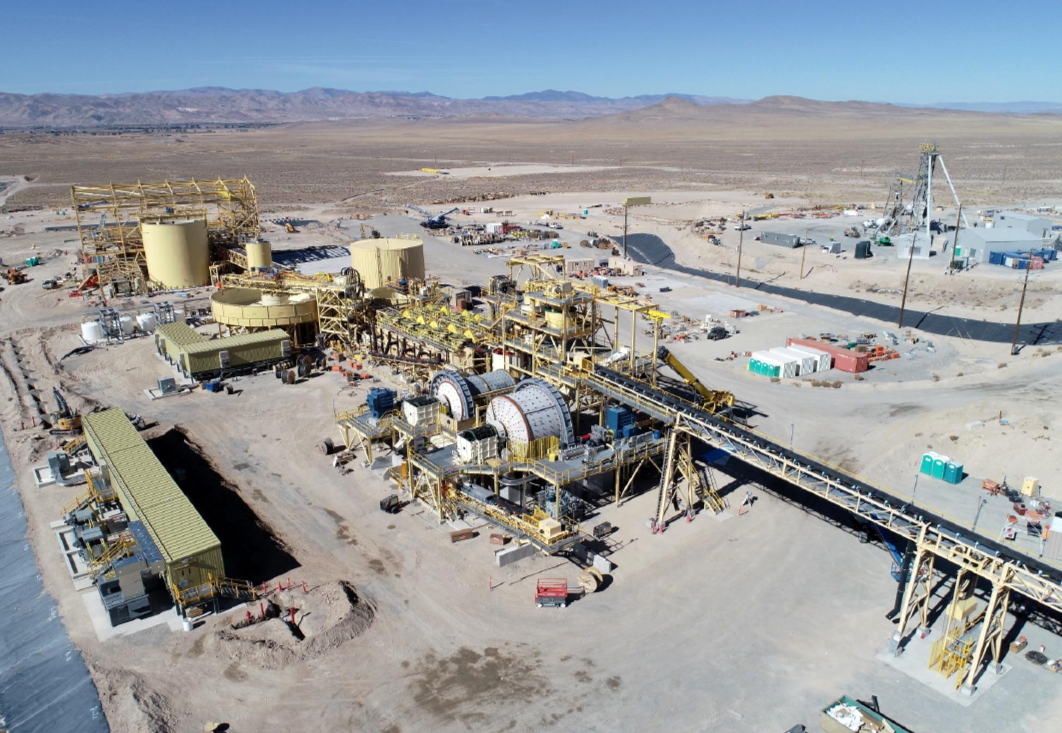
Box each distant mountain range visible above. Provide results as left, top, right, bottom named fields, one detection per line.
left=0, top=87, right=1057, bottom=127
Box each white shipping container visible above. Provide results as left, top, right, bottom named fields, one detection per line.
left=785, top=344, right=832, bottom=372
left=771, top=347, right=816, bottom=375
left=762, top=349, right=800, bottom=378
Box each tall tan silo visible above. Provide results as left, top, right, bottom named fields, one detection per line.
left=246, top=241, right=272, bottom=270
left=142, top=219, right=210, bottom=289
left=349, top=235, right=425, bottom=290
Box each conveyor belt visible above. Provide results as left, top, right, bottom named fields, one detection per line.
left=591, top=365, right=1062, bottom=613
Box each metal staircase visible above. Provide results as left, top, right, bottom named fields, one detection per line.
left=173, top=576, right=260, bottom=607
left=89, top=534, right=137, bottom=578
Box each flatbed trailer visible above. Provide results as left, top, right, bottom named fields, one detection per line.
left=820, top=696, right=911, bottom=733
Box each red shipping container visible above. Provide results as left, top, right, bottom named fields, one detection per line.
left=787, top=337, right=869, bottom=373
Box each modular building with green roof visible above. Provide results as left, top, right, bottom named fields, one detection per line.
left=177, top=329, right=292, bottom=379
left=154, top=322, right=292, bottom=380
left=82, top=408, right=223, bottom=596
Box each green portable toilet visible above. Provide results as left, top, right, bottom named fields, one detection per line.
left=944, top=461, right=963, bottom=484
left=932, top=455, right=948, bottom=479
left=920, top=452, right=935, bottom=475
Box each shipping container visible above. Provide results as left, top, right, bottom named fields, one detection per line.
left=771, top=347, right=816, bottom=375
left=786, top=344, right=832, bottom=372
left=786, top=337, right=869, bottom=373
left=759, top=231, right=802, bottom=248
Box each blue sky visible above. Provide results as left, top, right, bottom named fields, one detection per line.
left=1, top=0, right=1057, bottom=102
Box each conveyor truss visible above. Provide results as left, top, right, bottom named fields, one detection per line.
left=587, top=364, right=1062, bottom=694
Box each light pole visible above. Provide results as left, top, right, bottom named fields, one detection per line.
left=912, top=473, right=919, bottom=506
left=973, top=498, right=988, bottom=531
left=789, top=423, right=794, bottom=453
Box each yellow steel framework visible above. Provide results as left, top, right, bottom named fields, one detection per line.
left=221, top=268, right=373, bottom=347
left=72, top=177, right=259, bottom=295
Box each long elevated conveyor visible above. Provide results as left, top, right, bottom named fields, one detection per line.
left=589, top=364, right=1062, bottom=693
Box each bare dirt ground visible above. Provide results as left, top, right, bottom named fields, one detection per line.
left=3, top=115, right=1062, bottom=732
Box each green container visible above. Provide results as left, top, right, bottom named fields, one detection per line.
left=932, top=456, right=948, bottom=479
left=944, top=461, right=963, bottom=484
left=920, top=453, right=935, bottom=475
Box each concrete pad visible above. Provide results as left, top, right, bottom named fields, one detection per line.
left=710, top=509, right=736, bottom=523
left=33, top=465, right=56, bottom=487
left=877, top=635, right=1010, bottom=705
left=81, top=591, right=180, bottom=642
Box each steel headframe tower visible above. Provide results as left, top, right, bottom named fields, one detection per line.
left=882, top=144, right=969, bottom=238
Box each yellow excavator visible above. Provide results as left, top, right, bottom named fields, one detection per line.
left=49, top=387, right=82, bottom=436
left=285, top=222, right=298, bottom=233
left=656, top=346, right=735, bottom=414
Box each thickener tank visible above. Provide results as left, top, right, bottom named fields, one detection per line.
left=142, top=219, right=210, bottom=289
left=431, top=369, right=515, bottom=420
left=246, top=241, right=272, bottom=270
left=349, top=235, right=425, bottom=290
left=485, top=378, right=574, bottom=446
left=211, top=287, right=318, bottom=329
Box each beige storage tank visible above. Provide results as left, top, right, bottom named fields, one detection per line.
left=246, top=241, right=272, bottom=270
left=142, top=219, right=210, bottom=289
left=211, top=287, right=318, bottom=329
left=349, top=235, right=424, bottom=290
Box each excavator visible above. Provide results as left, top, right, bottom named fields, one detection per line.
left=285, top=222, right=299, bottom=233
left=49, top=387, right=82, bottom=436
left=656, top=346, right=735, bottom=414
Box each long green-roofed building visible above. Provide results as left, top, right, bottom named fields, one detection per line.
left=83, top=409, right=223, bottom=593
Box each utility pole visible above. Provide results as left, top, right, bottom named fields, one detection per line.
left=735, top=210, right=745, bottom=288
left=800, top=228, right=809, bottom=279
left=1011, top=250, right=1032, bottom=355
left=623, top=204, right=629, bottom=258
left=948, top=205, right=962, bottom=272
left=898, top=233, right=917, bottom=328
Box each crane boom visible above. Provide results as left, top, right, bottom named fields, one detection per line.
left=656, top=346, right=735, bottom=413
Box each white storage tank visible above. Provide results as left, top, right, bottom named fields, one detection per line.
left=81, top=321, right=105, bottom=343
left=485, top=378, right=573, bottom=445
left=136, top=313, right=158, bottom=333
left=142, top=219, right=210, bottom=289
left=119, top=316, right=136, bottom=336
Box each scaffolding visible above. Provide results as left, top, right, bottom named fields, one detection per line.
left=72, top=177, right=260, bottom=295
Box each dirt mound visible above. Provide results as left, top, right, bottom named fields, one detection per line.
left=205, top=581, right=374, bottom=669
left=95, top=670, right=175, bottom=733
